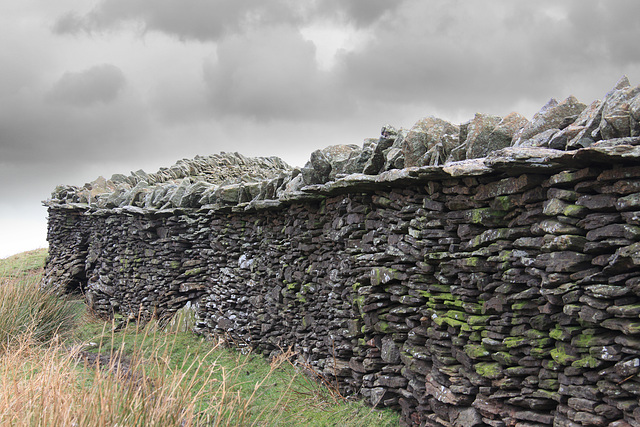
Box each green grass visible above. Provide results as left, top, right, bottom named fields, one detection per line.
left=0, top=249, right=400, bottom=426
left=75, top=319, right=398, bottom=426
left=0, top=248, right=84, bottom=348
left=0, top=248, right=48, bottom=278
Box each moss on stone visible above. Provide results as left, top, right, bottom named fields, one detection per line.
left=431, top=292, right=456, bottom=301
left=468, top=208, right=508, bottom=228
left=466, top=332, right=481, bottom=342
left=370, top=267, right=399, bottom=286
left=464, top=257, right=481, bottom=267
left=424, top=252, right=451, bottom=261
left=443, top=299, right=464, bottom=308
left=418, top=291, right=432, bottom=298
left=376, top=321, right=390, bottom=333
left=530, top=347, right=553, bottom=358
left=184, top=267, right=203, bottom=276
left=428, top=284, right=451, bottom=293
left=572, top=355, right=602, bottom=369
left=449, top=318, right=468, bottom=329
left=464, top=344, right=490, bottom=359
left=524, top=329, right=547, bottom=340
left=475, top=362, right=503, bottom=379
left=511, top=301, right=539, bottom=311
left=432, top=313, right=466, bottom=329
left=549, top=327, right=565, bottom=342
left=572, top=332, right=597, bottom=348
left=468, top=315, right=490, bottom=326
left=462, top=302, right=484, bottom=314
left=446, top=310, right=467, bottom=321
left=539, top=378, right=559, bottom=390
left=563, top=204, right=586, bottom=217
left=491, top=351, right=517, bottom=366
left=550, top=344, right=578, bottom=365
left=493, top=196, right=515, bottom=211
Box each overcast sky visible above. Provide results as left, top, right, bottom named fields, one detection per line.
left=1, top=0, right=640, bottom=258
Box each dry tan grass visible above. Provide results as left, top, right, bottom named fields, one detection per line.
left=0, top=335, right=211, bottom=426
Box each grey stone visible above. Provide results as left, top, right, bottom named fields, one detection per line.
left=382, top=147, right=405, bottom=171
left=364, top=132, right=396, bottom=175
left=631, top=92, right=640, bottom=137
left=381, top=336, right=401, bottom=364
left=449, top=407, right=483, bottom=427
left=513, top=96, right=586, bottom=146
left=402, top=116, right=459, bottom=167
left=464, top=113, right=503, bottom=159
left=518, top=128, right=560, bottom=148
left=599, top=76, right=640, bottom=140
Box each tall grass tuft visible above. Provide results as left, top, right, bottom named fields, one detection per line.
left=0, top=334, right=213, bottom=426
left=0, top=253, right=83, bottom=349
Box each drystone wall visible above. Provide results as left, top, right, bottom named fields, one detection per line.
left=44, top=147, right=640, bottom=427
left=43, top=78, right=640, bottom=427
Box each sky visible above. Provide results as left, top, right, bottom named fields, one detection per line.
left=1, top=0, right=640, bottom=258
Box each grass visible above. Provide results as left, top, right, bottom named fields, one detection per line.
left=0, top=249, right=400, bottom=426
left=0, top=249, right=84, bottom=348
left=0, top=249, right=48, bottom=279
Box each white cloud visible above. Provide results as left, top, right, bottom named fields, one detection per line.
left=300, top=22, right=372, bottom=71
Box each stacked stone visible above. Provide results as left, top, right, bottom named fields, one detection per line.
left=349, top=189, right=430, bottom=410
left=195, top=212, right=267, bottom=347
left=419, top=175, right=549, bottom=426
left=345, top=193, right=393, bottom=405
left=42, top=207, right=91, bottom=294
left=44, top=145, right=640, bottom=426
left=467, top=174, right=557, bottom=427
left=82, top=213, right=195, bottom=319
left=405, top=178, right=484, bottom=425
left=315, top=196, right=368, bottom=395
left=535, top=165, right=640, bottom=426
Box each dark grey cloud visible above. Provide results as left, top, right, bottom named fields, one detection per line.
left=331, top=0, right=640, bottom=119
left=335, top=1, right=563, bottom=112
left=202, top=26, right=351, bottom=120
left=46, top=64, right=126, bottom=106
left=52, top=0, right=640, bottom=125
left=1, top=85, right=149, bottom=165
left=53, top=0, right=299, bottom=41
left=52, top=0, right=405, bottom=41
left=307, top=0, right=406, bottom=27
left=563, top=0, right=640, bottom=66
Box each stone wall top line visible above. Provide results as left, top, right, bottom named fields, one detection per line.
left=45, top=142, right=640, bottom=216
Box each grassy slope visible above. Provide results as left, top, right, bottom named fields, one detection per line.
left=0, top=249, right=48, bottom=278
left=0, top=249, right=400, bottom=426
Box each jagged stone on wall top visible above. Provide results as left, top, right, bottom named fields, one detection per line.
left=44, top=77, right=640, bottom=212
